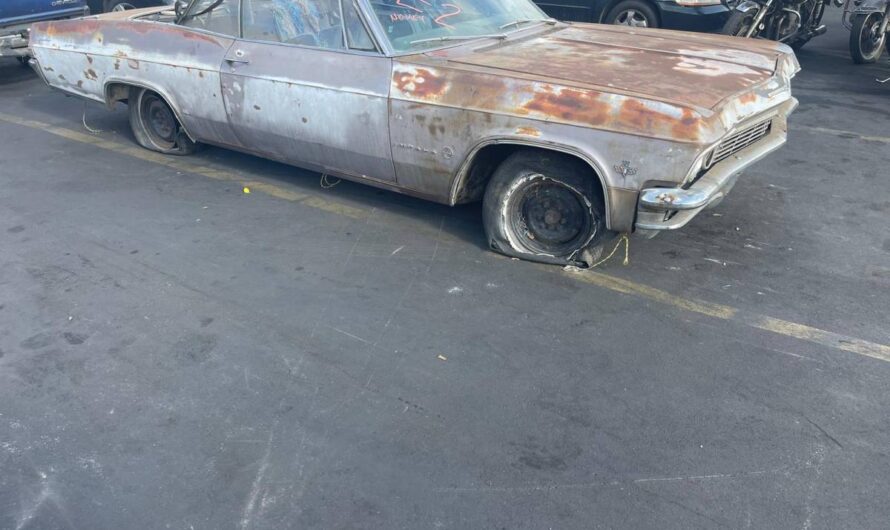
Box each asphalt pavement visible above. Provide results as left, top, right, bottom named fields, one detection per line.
left=1, top=11, right=889, bottom=529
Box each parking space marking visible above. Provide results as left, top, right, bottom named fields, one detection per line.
left=793, top=124, right=890, bottom=145
left=0, top=112, right=369, bottom=221
left=3, top=112, right=889, bottom=364
left=567, top=270, right=890, bottom=363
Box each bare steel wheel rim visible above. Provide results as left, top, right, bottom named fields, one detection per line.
left=859, top=14, right=887, bottom=58
left=111, top=2, right=137, bottom=11
left=139, top=93, right=178, bottom=151
left=510, top=179, right=594, bottom=256
left=614, top=9, right=649, bottom=27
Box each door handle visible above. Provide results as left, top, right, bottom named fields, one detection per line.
left=225, top=50, right=249, bottom=64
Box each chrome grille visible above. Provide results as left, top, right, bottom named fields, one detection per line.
left=706, top=119, right=772, bottom=169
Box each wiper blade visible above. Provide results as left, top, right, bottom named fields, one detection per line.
left=499, top=18, right=557, bottom=30
left=409, top=34, right=508, bottom=45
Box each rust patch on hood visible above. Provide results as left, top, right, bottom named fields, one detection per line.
left=672, top=109, right=701, bottom=142
left=522, top=86, right=610, bottom=126
left=393, top=68, right=448, bottom=100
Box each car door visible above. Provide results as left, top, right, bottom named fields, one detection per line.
left=170, top=0, right=243, bottom=147
left=220, top=0, right=395, bottom=182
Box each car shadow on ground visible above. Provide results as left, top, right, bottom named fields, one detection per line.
left=13, top=79, right=491, bottom=252
left=0, top=58, right=34, bottom=86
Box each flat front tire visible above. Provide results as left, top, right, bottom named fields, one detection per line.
left=128, top=87, right=200, bottom=155
left=482, top=151, right=611, bottom=267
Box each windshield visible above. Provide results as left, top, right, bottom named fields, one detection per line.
left=368, top=0, right=549, bottom=52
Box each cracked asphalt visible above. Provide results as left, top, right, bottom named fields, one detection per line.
left=1, top=11, right=889, bottom=529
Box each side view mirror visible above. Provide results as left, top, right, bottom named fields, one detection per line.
left=175, top=0, right=188, bottom=20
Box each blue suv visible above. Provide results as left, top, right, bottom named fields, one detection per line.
left=1, top=0, right=90, bottom=59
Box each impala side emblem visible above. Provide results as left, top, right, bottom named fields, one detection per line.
left=614, top=160, right=638, bottom=179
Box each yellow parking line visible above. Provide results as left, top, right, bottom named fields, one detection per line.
left=0, top=112, right=369, bottom=220
left=3, top=112, right=889, bottom=363
left=567, top=270, right=890, bottom=363
left=793, top=124, right=890, bottom=145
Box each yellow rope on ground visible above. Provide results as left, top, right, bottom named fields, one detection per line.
left=588, top=233, right=630, bottom=268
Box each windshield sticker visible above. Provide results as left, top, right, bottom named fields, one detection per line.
left=389, top=0, right=464, bottom=29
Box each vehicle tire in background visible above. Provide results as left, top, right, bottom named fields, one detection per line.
left=128, top=87, right=200, bottom=155
left=850, top=13, right=886, bottom=63
left=482, top=151, right=612, bottom=267
left=105, top=0, right=138, bottom=11
left=604, top=0, right=660, bottom=28
left=721, top=9, right=759, bottom=37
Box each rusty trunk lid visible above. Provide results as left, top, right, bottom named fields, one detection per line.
left=418, top=24, right=787, bottom=112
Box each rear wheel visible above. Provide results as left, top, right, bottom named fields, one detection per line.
left=722, top=9, right=760, bottom=37
left=604, top=0, right=660, bottom=28
left=850, top=12, right=887, bottom=64
left=128, top=87, right=200, bottom=155
left=482, top=151, right=612, bottom=266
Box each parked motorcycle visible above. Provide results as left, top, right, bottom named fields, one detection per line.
left=842, top=0, right=889, bottom=63
left=722, top=0, right=828, bottom=49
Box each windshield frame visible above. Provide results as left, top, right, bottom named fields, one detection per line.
left=176, top=0, right=555, bottom=57
left=354, top=0, right=554, bottom=56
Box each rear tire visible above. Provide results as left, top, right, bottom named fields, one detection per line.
left=482, top=151, right=612, bottom=266
left=850, top=12, right=886, bottom=64
left=722, top=9, right=759, bottom=37
left=604, top=0, right=660, bottom=28
left=128, top=87, right=200, bottom=155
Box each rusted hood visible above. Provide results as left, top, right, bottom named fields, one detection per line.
left=423, top=24, right=787, bottom=112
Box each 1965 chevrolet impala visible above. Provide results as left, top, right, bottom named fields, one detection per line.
left=28, top=0, right=798, bottom=266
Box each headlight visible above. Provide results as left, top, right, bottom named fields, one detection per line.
left=777, top=52, right=801, bottom=82
left=674, top=0, right=723, bottom=6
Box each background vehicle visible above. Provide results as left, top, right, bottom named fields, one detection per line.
left=534, top=0, right=730, bottom=31
left=721, top=0, right=828, bottom=49
left=1, top=0, right=89, bottom=59
left=842, top=0, right=888, bottom=62
left=85, top=0, right=172, bottom=14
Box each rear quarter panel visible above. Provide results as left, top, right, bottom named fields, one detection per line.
left=29, top=17, right=238, bottom=145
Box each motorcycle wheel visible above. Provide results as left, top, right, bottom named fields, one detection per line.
left=722, top=9, right=760, bottom=37
left=850, top=12, right=887, bottom=63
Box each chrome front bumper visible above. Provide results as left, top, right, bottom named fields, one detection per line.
left=635, top=98, right=798, bottom=232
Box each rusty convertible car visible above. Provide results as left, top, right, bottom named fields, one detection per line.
left=28, top=0, right=798, bottom=265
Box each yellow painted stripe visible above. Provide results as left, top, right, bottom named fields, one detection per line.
left=0, top=112, right=369, bottom=220
left=3, top=112, right=889, bottom=363
left=567, top=270, right=890, bottom=363
left=793, top=124, right=890, bottom=145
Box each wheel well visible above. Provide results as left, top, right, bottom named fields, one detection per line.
left=455, top=144, right=606, bottom=211
left=599, top=0, right=660, bottom=24
left=105, top=82, right=131, bottom=109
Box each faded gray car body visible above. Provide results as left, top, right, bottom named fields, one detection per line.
left=28, top=5, right=799, bottom=234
